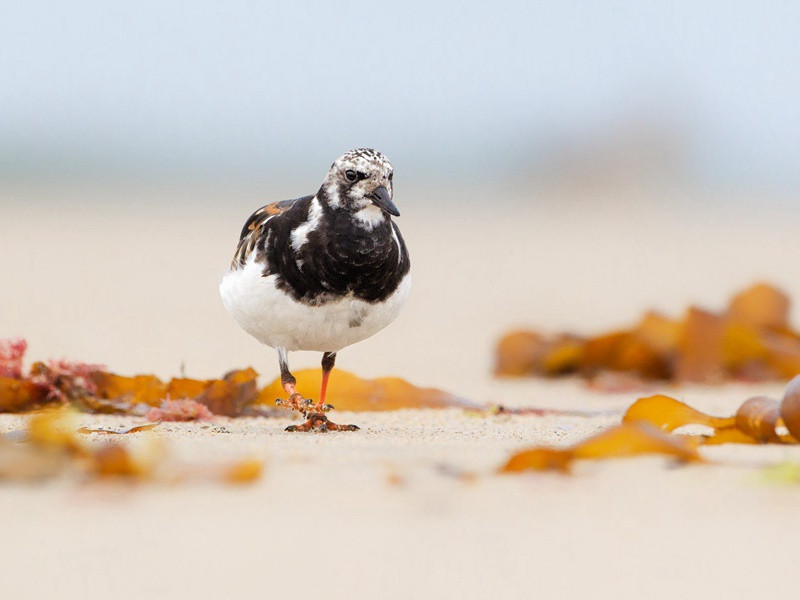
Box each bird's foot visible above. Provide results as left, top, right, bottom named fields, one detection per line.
left=275, top=394, right=359, bottom=432
left=285, top=412, right=360, bottom=433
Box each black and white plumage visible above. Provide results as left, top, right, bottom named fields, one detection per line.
left=219, top=148, right=410, bottom=431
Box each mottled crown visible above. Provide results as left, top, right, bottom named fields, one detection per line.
left=330, top=148, right=393, bottom=178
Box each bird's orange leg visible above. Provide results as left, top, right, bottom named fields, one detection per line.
left=274, top=349, right=359, bottom=432
left=315, top=351, right=336, bottom=410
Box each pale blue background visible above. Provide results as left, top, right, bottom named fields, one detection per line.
left=2, top=1, right=798, bottom=189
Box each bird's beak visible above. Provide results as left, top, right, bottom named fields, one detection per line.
left=367, top=186, right=400, bottom=217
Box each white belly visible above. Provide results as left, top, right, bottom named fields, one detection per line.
left=219, top=255, right=411, bottom=352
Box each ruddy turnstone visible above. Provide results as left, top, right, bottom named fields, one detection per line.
left=220, top=148, right=411, bottom=431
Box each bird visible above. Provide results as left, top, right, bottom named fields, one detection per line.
left=219, top=148, right=411, bottom=431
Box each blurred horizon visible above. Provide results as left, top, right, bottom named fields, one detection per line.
left=2, top=1, right=799, bottom=193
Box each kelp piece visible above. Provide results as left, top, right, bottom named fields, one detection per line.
left=500, top=422, right=702, bottom=473
left=494, top=331, right=545, bottom=376
left=700, top=427, right=761, bottom=446
left=0, top=406, right=260, bottom=484
left=77, top=422, right=161, bottom=435
left=502, top=388, right=800, bottom=473
left=94, top=368, right=261, bottom=419
left=780, top=375, right=800, bottom=441
left=675, top=307, right=726, bottom=383
left=583, top=331, right=669, bottom=379
left=735, top=396, right=782, bottom=443
left=633, top=311, right=681, bottom=357
left=225, top=458, right=263, bottom=484
left=494, top=332, right=583, bottom=377
left=622, top=390, right=798, bottom=445
left=0, top=378, right=46, bottom=412
left=571, top=423, right=701, bottom=461
left=258, top=368, right=468, bottom=411
left=494, top=282, right=800, bottom=383
left=93, top=372, right=167, bottom=406
left=26, top=408, right=83, bottom=452
left=166, top=378, right=209, bottom=400
left=90, top=443, right=150, bottom=477
left=195, top=368, right=259, bottom=416
left=540, top=336, right=584, bottom=376
left=728, top=283, right=790, bottom=330
left=763, top=331, right=800, bottom=380
left=623, top=394, right=734, bottom=432
left=164, top=368, right=258, bottom=416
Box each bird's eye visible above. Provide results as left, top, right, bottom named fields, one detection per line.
left=345, top=169, right=358, bottom=182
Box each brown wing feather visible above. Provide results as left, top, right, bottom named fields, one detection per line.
left=230, top=197, right=303, bottom=269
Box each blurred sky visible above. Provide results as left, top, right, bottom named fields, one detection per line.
left=1, top=1, right=799, bottom=188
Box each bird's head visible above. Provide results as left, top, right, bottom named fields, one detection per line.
left=320, top=148, right=398, bottom=224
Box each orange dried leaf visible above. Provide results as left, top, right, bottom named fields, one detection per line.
left=259, top=369, right=468, bottom=411
left=623, top=394, right=734, bottom=432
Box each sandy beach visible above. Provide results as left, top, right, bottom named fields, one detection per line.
left=2, top=181, right=800, bottom=599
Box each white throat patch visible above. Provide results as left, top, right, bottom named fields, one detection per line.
left=353, top=205, right=386, bottom=230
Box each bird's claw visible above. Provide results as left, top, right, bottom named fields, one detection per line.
left=285, top=412, right=360, bottom=433
left=275, top=393, right=315, bottom=413
left=276, top=393, right=358, bottom=432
